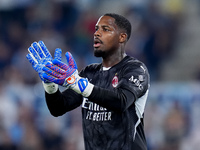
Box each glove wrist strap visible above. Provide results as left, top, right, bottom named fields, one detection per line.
left=82, top=82, right=94, bottom=97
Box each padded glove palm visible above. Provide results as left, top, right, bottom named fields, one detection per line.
left=26, top=41, right=62, bottom=83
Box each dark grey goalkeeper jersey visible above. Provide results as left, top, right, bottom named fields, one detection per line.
left=45, top=56, right=150, bottom=150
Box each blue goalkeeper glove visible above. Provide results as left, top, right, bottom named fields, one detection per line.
left=42, top=52, right=94, bottom=97
left=26, top=41, right=62, bottom=83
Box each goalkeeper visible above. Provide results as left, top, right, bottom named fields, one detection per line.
left=26, top=13, right=150, bottom=150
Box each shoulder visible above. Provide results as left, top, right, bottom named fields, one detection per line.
left=120, top=56, right=150, bottom=94
left=121, top=56, right=148, bottom=74
left=125, top=56, right=146, bottom=66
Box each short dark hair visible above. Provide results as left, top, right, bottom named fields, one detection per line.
left=104, top=13, right=132, bottom=41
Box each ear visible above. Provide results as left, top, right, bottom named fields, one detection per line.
left=119, top=33, right=127, bottom=43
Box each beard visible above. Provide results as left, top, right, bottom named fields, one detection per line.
left=94, top=49, right=106, bottom=57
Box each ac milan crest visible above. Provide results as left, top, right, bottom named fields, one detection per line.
left=112, top=75, right=118, bottom=88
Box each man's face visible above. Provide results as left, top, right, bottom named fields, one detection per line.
left=93, top=16, right=120, bottom=57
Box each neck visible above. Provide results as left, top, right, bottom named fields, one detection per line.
left=102, top=51, right=126, bottom=68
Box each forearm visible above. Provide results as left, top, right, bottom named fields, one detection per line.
left=45, top=88, right=82, bottom=117
left=88, top=86, right=136, bottom=112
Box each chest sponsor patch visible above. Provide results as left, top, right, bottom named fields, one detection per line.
left=82, top=98, right=112, bottom=121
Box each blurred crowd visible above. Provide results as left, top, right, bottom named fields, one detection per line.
left=145, top=82, right=200, bottom=150
left=1, top=0, right=199, bottom=150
